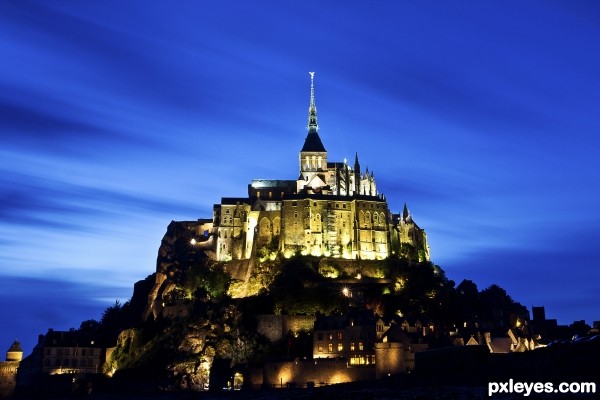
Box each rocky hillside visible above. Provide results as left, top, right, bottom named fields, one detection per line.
left=99, top=220, right=530, bottom=391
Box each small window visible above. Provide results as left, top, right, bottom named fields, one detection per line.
left=343, top=204, right=347, bottom=209
left=328, top=333, right=333, bottom=340
left=328, top=343, right=333, bottom=352
left=318, top=346, right=323, bottom=352
left=337, top=343, right=343, bottom=352
left=292, top=201, right=297, bottom=206
left=350, top=342, right=355, bottom=351
left=359, top=342, right=364, bottom=351
left=337, top=331, right=343, bottom=340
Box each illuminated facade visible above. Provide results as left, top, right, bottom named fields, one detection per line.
left=16, top=329, right=107, bottom=388
left=210, top=73, right=429, bottom=262
left=313, top=311, right=377, bottom=366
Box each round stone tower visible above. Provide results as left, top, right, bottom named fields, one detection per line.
left=6, top=341, right=23, bottom=362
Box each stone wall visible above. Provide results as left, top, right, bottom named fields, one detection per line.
left=256, top=315, right=283, bottom=343
left=256, top=315, right=317, bottom=343
left=0, top=361, right=19, bottom=398
left=263, top=358, right=374, bottom=388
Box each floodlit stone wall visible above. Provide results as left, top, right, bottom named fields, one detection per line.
left=263, top=358, right=374, bottom=388
left=0, top=361, right=19, bottom=398
left=256, top=315, right=317, bottom=343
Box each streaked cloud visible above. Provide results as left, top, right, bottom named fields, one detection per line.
left=1, top=0, right=599, bottom=353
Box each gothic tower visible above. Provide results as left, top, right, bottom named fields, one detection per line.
left=299, top=72, right=328, bottom=193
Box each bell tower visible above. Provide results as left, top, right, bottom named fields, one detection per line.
left=299, top=72, right=328, bottom=192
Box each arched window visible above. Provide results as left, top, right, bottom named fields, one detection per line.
left=259, top=217, right=271, bottom=237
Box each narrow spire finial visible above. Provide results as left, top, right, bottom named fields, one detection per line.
left=307, top=72, right=318, bottom=132
left=309, top=71, right=315, bottom=106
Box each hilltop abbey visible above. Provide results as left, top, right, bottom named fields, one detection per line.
left=203, top=73, right=429, bottom=262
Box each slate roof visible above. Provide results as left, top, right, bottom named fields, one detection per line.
left=7, top=341, right=22, bottom=353
left=300, top=131, right=326, bottom=152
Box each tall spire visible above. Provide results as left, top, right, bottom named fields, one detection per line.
left=300, top=72, right=326, bottom=153
left=307, top=71, right=318, bottom=132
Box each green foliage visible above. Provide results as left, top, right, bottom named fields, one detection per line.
left=268, top=257, right=344, bottom=315
left=257, top=237, right=279, bottom=261
left=318, top=261, right=339, bottom=278
left=182, top=260, right=230, bottom=300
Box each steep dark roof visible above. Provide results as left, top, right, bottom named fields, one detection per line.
left=8, top=341, right=22, bottom=353
left=300, top=131, right=326, bottom=152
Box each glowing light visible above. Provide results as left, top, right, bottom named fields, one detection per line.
left=190, top=238, right=197, bottom=245
left=342, top=287, right=350, bottom=297
left=355, top=273, right=361, bottom=280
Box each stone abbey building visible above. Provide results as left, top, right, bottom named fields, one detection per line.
left=206, top=73, right=429, bottom=262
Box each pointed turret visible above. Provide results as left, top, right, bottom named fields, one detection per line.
left=354, top=152, right=361, bottom=194
left=6, top=340, right=23, bottom=362
left=402, top=203, right=412, bottom=222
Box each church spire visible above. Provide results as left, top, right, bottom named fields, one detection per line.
left=300, top=72, right=326, bottom=153
left=307, top=71, right=318, bottom=132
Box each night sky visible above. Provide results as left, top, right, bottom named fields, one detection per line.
left=2, top=1, right=600, bottom=355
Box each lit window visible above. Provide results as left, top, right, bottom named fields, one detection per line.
left=329, top=333, right=333, bottom=340
left=337, top=332, right=343, bottom=340
left=359, top=342, right=364, bottom=351
left=337, top=343, right=343, bottom=352
left=318, top=346, right=323, bottom=353
left=328, top=343, right=333, bottom=352
left=350, top=342, right=355, bottom=351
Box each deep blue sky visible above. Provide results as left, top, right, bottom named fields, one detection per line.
left=2, top=1, right=599, bottom=354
